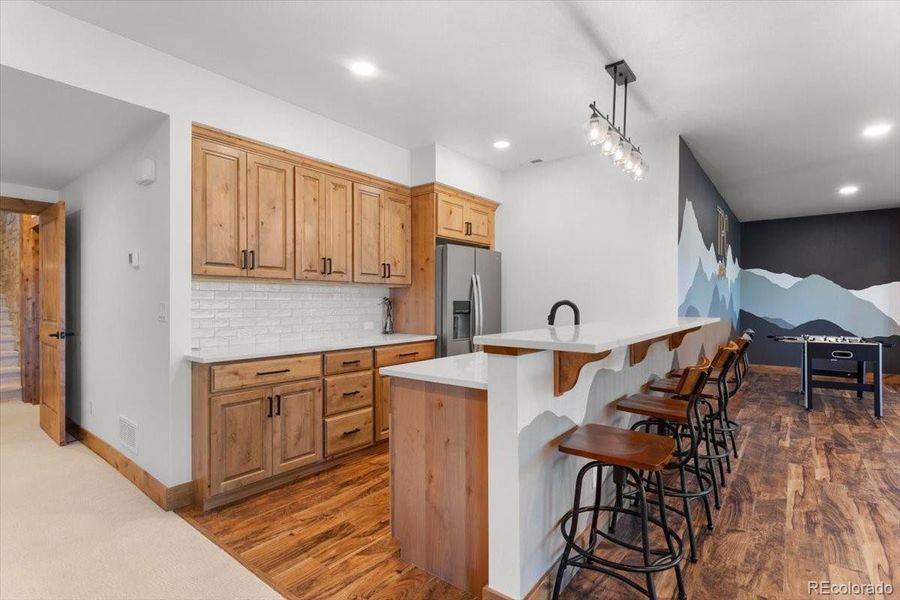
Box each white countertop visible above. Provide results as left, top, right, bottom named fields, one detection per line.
left=473, top=316, right=720, bottom=354
left=379, top=352, right=488, bottom=390
left=185, top=334, right=436, bottom=363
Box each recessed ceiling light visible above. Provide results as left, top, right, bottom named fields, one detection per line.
left=348, top=61, right=377, bottom=77
left=862, top=123, right=892, bottom=138
left=838, top=185, right=859, bottom=196
left=493, top=140, right=510, bottom=150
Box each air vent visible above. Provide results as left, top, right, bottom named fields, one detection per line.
left=530, top=158, right=543, bottom=164
left=119, top=416, right=137, bottom=454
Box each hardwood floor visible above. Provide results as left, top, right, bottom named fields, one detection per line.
left=179, top=370, right=897, bottom=600
left=178, top=444, right=475, bottom=600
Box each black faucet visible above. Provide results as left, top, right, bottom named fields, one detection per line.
left=548, top=300, right=580, bottom=326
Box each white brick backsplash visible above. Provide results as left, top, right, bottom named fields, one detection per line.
left=191, top=280, right=388, bottom=349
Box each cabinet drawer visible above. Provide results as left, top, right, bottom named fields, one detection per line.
left=210, top=355, right=322, bottom=393
left=325, top=408, right=374, bottom=456
left=324, top=348, right=374, bottom=375
left=325, top=371, right=373, bottom=415
left=375, top=341, right=436, bottom=367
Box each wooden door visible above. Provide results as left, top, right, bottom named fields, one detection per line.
left=324, top=176, right=353, bottom=282
left=465, top=201, right=493, bottom=246
left=272, top=380, right=323, bottom=474
left=382, top=192, right=411, bottom=285
left=375, top=374, right=391, bottom=441
left=353, top=184, right=385, bottom=283
left=192, top=139, right=247, bottom=277
left=38, top=202, right=66, bottom=444
left=295, top=168, right=327, bottom=281
left=210, top=388, right=273, bottom=495
left=436, top=192, right=466, bottom=241
left=247, top=153, right=294, bottom=279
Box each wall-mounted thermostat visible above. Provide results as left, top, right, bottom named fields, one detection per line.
left=136, top=158, right=156, bottom=186
left=128, top=251, right=140, bottom=268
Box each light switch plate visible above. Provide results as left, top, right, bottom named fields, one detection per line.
left=128, top=251, right=140, bottom=268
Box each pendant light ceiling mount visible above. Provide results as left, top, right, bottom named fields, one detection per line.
left=583, top=58, right=646, bottom=181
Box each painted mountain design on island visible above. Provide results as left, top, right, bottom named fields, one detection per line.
left=741, top=270, right=900, bottom=339
left=678, top=199, right=740, bottom=330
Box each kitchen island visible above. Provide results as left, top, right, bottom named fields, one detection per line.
left=382, top=317, right=725, bottom=600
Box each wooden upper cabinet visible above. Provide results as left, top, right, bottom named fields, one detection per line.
left=353, top=184, right=385, bottom=283
left=272, top=380, right=323, bottom=475
left=247, top=153, right=294, bottom=279
left=323, top=176, right=353, bottom=282
left=465, top=201, right=493, bottom=246
left=436, top=192, right=467, bottom=240
left=192, top=139, right=248, bottom=277
left=295, top=168, right=327, bottom=280
left=383, top=193, right=411, bottom=285
left=209, top=388, right=273, bottom=495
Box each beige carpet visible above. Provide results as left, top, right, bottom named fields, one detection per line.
left=0, top=401, right=283, bottom=600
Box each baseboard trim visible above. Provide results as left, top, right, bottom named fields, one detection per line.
left=72, top=423, right=193, bottom=511
left=752, top=363, right=900, bottom=383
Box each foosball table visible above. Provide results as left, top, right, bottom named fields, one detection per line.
left=770, top=335, right=888, bottom=418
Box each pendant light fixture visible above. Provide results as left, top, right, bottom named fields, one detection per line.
left=583, top=59, right=646, bottom=181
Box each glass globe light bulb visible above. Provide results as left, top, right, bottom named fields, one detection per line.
left=600, top=130, right=620, bottom=156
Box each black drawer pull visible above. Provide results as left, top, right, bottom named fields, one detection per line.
left=398, top=352, right=419, bottom=358
left=342, top=390, right=361, bottom=397
left=341, top=428, right=361, bottom=437
left=256, top=368, right=290, bottom=376
left=831, top=350, right=854, bottom=360
left=342, top=360, right=361, bottom=366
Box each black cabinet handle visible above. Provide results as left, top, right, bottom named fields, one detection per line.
left=381, top=263, right=387, bottom=278
left=249, top=250, right=256, bottom=270
left=275, top=394, right=282, bottom=416
left=327, top=257, right=333, bottom=275
left=342, top=390, right=360, bottom=397
left=341, top=428, right=361, bottom=437
left=321, top=257, right=327, bottom=274
left=342, top=360, right=361, bottom=366
left=256, top=368, right=290, bottom=376
left=399, top=351, right=418, bottom=358
left=386, top=263, right=391, bottom=279
left=241, top=250, right=248, bottom=269
left=267, top=396, right=273, bottom=418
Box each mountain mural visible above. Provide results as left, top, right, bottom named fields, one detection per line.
left=678, top=198, right=741, bottom=331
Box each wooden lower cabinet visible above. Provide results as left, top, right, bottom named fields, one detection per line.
left=209, top=388, right=273, bottom=496
left=273, top=380, right=323, bottom=474
left=192, top=341, right=435, bottom=510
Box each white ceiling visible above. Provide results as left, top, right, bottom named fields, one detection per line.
left=0, top=66, right=165, bottom=190
left=33, top=1, right=900, bottom=220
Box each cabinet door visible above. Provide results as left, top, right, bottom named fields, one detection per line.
left=353, top=184, right=385, bottom=283
left=247, top=153, right=294, bottom=279
left=272, top=380, right=323, bottom=475
left=295, top=168, right=327, bottom=281
left=209, top=388, right=273, bottom=495
left=382, top=192, right=411, bottom=285
left=436, top=192, right=467, bottom=241
left=375, top=374, right=391, bottom=441
left=324, top=176, right=354, bottom=282
left=465, top=201, right=493, bottom=247
left=192, top=139, right=247, bottom=277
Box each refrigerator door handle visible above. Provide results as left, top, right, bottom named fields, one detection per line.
left=469, top=274, right=478, bottom=353
left=474, top=274, right=484, bottom=351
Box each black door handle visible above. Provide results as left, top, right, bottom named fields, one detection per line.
left=275, top=394, right=282, bottom=416
left=327, top=257, right=332, bottom=275
left=249, top=250, right=256, bottom=270
left=386, top=263, right=391, bottom=279
left=267, top=396, right=273, bottom=418
left=49, top=331, right=77, bottom=339
left=241, top=250, right=248, bottom=269
left=322, top=257, right=327, bottom=274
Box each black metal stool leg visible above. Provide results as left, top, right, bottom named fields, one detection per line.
left=655, top=471, right=687, bottom=600
left=608, top=466, right=625, bottom=533
left=635, top=475, right=658, bottom=600
left=551, top=463, right=591, bottom=600
left=677, top=463, right=699, bottom=562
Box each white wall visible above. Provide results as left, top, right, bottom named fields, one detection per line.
left=0, top=181, right=59, bottom=203
left=64, top=118, right=172, bottom=481
left=409, top=143, right=504, bottom=202
left=498, top=134, right=680, bottom=332
left=0, top=0, right=413, bottom=486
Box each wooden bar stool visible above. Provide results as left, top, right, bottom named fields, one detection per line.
left=551, top=425, right=689, bottom=599
left=614, top=360, right=717, bottom=563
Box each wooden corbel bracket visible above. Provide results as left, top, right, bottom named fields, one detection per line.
left=554, top=350, right=612, bottom=397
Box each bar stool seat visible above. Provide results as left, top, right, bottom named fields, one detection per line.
left=669, top=366, right=733, bottom=383
left=648, top=377, right=719, bottom=400
left=559, top=423, right=676, bottom=471
left=616, top=393, right=691, bottom=424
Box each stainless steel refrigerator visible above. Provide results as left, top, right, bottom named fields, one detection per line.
left=435, top=243, right=501, bottom=356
